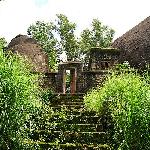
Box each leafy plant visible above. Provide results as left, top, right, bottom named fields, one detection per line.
left=27, top=21, right=58, bottom=70
left=0, top=45, right=42, bottom=149
left=0, top=37, right=7, bottom=49
left=84, top=70, right=150, bottom=149
left=41, top=88, right=55, bottom=104
left=27, top=14, right=115, bottom=68
left=79, top=19, right=115, bottom=54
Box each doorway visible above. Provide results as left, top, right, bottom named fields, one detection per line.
left=63, top=68, right=77, bottom=94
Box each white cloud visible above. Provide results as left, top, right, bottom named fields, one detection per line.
left=0, top=0, right=38, bottom=42
left=0, top=0, right=150, bottom=42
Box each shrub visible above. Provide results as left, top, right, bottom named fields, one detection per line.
left=0, top=46, right=42, bottom=149
left=41, top=88, right=55, bottom=104
left=84, top=71, right=150, bottom=149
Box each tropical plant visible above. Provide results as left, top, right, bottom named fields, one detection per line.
left=0, top=37, right=7, bottom=49
left=84, top=69, right=150, bottom=149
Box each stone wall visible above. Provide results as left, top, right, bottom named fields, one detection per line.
left=77, top=70, right=109, bottom=93
left=88, top=47, right=120, bottom=71
left=52, top=48, right=120, bottom=94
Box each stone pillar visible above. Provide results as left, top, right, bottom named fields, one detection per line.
left=56, top=65, right=64, bottom=93
left=76, top=63, right=83, bottom=93
left=70, top=68, right=77, bottom=94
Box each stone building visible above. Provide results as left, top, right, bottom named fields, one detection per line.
left=54, top=16, right=150, bottom=94
left=8, top=35, right=120, bottom=94
left=79, top=48, right=120, bottom=93
left=48, top=47, right=120, bottom=94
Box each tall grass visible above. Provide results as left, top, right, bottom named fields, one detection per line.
left=84, top=71, right=150, bottom=149
left=0, top=46, right=42, bottom=149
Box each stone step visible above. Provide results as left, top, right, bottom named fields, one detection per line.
left=51, top=109, right=97, bottom=117
left=24, top=140, right=110, bottom=150
left=49, top=95, right=84, bottom=106
left=60, top=101, right=84, bottom=105
left=65, top=115, right=101, bottom=124
left=48, top=114, right=101, bottom=124
left=52, top=94, right=84, bottom=102
left=48, top=123, right=103, bottom=132
left=29, top=130, right=107, bottom=144
left=62, top=108, right=97, bottom=116
left=51, top=100, right=84, bottom=106
left=51, top=105, right=84, bottom=111
left=54, top=93, right=84, bottom=99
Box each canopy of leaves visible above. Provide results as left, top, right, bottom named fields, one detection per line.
left=27, top=14, right=115, bottom=69
left=27, top=21, right=57, bottom=70
left=56, top=14, right=79, bottom=60
left=79, top=19, right=115, bottom=54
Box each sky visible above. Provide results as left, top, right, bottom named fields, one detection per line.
left=0, top=0, right=150, bottom=42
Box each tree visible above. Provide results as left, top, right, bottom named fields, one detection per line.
left=27, top=15, right=115, bottom=69
left=28, top=14, right=79, bottom=65
left=56, top=14, right=79, bottom=60
left=79, top=19, right=115, bottom=54
left=27, top=21, right=58, bottom=70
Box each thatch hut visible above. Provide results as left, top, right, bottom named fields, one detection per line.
left=112, top=16, right=150, bottom=69
left=8, top=34, right=49, bottom=73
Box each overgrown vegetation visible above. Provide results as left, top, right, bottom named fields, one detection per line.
left=0, top=37, right=7, bottom=49
left=41, top=88, right=55, bottom=104
left=0, top=41, right=43, bottom=149
left=84, top=68, right=150, bottom=149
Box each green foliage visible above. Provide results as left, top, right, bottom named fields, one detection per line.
left=56, top=14, right=79, bottom=60
left=79, top=19, right=115, bottom=54
left=27, top=21, right=58, bottom=70
left=27, top=15, right=115, bottom=67
left=84, top=70, right=150, bottom=149
left=41, top=88, right=55, bottom=104
left=0, top=37, right=7, bottom=49
left=0, top=45, right=42, bottom=149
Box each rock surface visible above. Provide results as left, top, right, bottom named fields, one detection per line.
left=112, top=16, right=150, bottom=69
left=8, top=34, right=49, bottom=73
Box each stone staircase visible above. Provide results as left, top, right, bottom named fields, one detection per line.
left=26, top=94, right=111, bottom=150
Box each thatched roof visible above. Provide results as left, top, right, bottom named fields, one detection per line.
left=8, top=34, right=49, bottom=73
left=112, top=16, right=150, bottom=69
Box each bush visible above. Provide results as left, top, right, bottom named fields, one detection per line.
left=84, top=71, right=150, bottom=149
left=0, top=46, right=42, bottom=149
left=41, top=88, right=55, bottom=104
